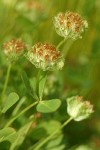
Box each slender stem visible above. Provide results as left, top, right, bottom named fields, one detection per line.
left=62, top=40, right=74, bottom=57
left=1, top=64, right=12, bottom=101
left=56, top=38, right=67, bottom=50
left=60, top=117, right=73, bottom=128
left=34, top=117, right=73, bottom=150
left=39, top=71, right=48, bottom=101
left=36, top=69, right=41, bottom=98
left=5, top=101, right=38, bottom=127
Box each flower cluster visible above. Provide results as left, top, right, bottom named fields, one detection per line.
left=26, top=43, right=64, bottom=71
left=54, top=11, right=88, bottom=39
left=67, top=96, right=93, bottom=121
left=3, top=39, right=26, bottom=61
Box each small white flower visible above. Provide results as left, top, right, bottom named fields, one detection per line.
left=67, top=96, right=93, bottom=121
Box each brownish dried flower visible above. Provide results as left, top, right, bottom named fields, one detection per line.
left=3, top=39, right=26, bottom=61
left=26, top=42, right=64, bottom=71
left=54, top=11, right=88, bottom=39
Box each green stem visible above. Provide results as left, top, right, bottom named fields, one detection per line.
left=36, top=69, right=41, bottom=98
left=1, top=64, right=12, bottom=101
left=5, top=101, right=38, bottom=127
left=34, top=117, right=73, bottom=150
left=62, top=40, right=74, bottom=57
left=39, top=71, right=48, bottom=101
left=56, top=38, right=67, bottom=50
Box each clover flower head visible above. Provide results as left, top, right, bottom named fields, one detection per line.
left=54, top=11, right=88, bottom=39
left=3, top=39, right=26, bottom=61
left=67, top=96, right=93, bottom=121
left=26, top=42, right=64, bottom=71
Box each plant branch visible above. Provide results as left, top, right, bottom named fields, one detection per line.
left=34, top=117, right=73, bottom=150
left=56, top=38, right=67, bottom=50
left=1, top=63, right=12, bottom=101
left=5, top=101, right=38, bottom=127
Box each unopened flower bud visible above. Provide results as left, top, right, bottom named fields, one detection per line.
left=26, top=42, right=64, bottom=71
left=67, top=96, right=93, bottom=121
left=54, top=11, right=88, bottom=39
left=3, top=39, right=26, bottom=62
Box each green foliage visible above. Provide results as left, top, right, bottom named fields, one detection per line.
left=0, top=127, right=17, bottom=143
left=45, top=135, right=65, bottom=150
left=10, top=119, right=33, bottom=150
left=12, top=97, right=26, bottom=116
left=36, top=99, right=61, bottom=113
left=0, top=0, right=99, bottom=149
left=39, top=71, right=47, bottom=100
left=29, top=120, right=62, bottom=149
left=2, top=92, right=19, bottom=113
left=21, top=71, right=38, bottom=100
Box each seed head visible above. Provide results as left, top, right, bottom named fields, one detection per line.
left=26, top=42, right=64, bottom=71
left=3, top=39, right=26, bottom=61
left=67, top=96, right=93, bottom=121
left=54, top=11, right=88, bottom=39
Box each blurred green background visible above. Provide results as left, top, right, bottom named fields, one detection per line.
left=0, top=0, right=100, bottom=150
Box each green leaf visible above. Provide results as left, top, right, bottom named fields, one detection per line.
left=28, top=120, right=62, bottom=150
left=30, top=77, right=37, bottom=94
left=38, top=120, right=61, bottom=135
left=31, top=127, right=47, bottom=141
left=10, top=120, right=33, bottom=150
left=0, top=127, right=17, bottom=143
left=36, top=99, right=61, bottom=113
left=31, top=120, right=61, bottom=140
left=2, top=92, right=19, bottom=113
left=46, top=135, right=65, bottom=150
left=39, top=71, right=47, bottom=100
left=21, top=71, right=38, bottom=100
left=12, top=97, right=26, bottom=116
